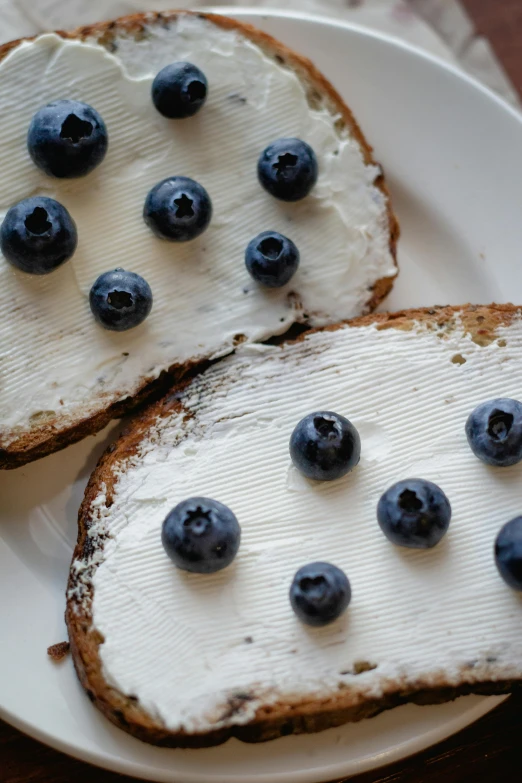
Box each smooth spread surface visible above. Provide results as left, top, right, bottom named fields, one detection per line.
left=74, top=315, right=522, bottom=734
left=0, top=15, right=395, bottom=448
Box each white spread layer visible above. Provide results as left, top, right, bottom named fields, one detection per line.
left=77, top=314, right=522, bottom=734
left=0, top=15, right=395, bottom=447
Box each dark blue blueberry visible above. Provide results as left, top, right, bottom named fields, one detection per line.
left=144, top=177, right=212, bottom=242
left=257, top=138, right=318, bottom=201
left=162, top=497, right=241, bottom=574
left=495, top=516, right=522, bottom=591
left=290, top=562, right=351, bottom=627
left=152, top=62, right=208, bottom=119
left=245, top=231, right=300, bottom=288
left=0, top=196, right=77, bottom=274
left=289, top=411, right=361, bottom=481
left=465, top=398, right=522, bottom=467
left=377, top=479, right=451, bottom=549
left=89, top=269, right=152, bottom=332
left=28, top=99, right=108, bottom=178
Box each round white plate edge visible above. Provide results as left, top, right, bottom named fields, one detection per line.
left=1, top=7, right=520, bottom=782
left=215, top=6, right=522, bottom=123
left=0, top=694, right=506, bottom=783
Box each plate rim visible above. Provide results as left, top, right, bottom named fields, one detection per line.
left=1, top=7, right=520, bottom=781
left=0, top=696, right=508, bottom=783
left=214, top=6, right=521, bottom=122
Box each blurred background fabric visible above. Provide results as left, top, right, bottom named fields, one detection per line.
left=0, top=0, right=519, bottom=106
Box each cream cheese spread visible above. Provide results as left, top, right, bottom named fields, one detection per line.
left=0, top=14, right=395, bottom=447
left=73, top=313, right=522, bottom=733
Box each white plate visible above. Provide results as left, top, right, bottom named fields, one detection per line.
left=1, top=8, right=522, bottom=782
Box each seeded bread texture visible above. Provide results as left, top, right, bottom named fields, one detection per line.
left=67, top=303, right=520, bottom=749
left=0, top=10, right=399, bottom=470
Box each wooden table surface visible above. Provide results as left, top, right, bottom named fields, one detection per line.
left=2, top=1, right=522, bottom=781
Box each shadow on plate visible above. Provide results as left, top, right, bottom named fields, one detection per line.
left=0, top=420, right=123, bottom=588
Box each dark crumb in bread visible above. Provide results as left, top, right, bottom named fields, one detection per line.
left=47, top=641, right=71, bottom=662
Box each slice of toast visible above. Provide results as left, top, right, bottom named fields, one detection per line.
left=67, top=304, right=522, bottom=748
left=0, top=11, right=398, bottom=469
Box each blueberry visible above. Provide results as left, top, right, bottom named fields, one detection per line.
left=0, top=196, right=77, bottom=274
left=495, top=516, right=522, bottom=591
left=465, top=398, right=522, bottom=467
left=28, top=99, right=108, bottom=178
left=289, top=411, right=360, bottom=481
left=377, top=479, right=451, bottom=549
left=90, top=269, right=152, bottom=331
left=290, top=562, right=351, bottom=627
left=162, top=497, right=241, bottom=574
left=144, top=177, right=212, bottom=242
left=152, top=62, right=208, bottom=119
left=245, top=231, right=300, bottom=288
left=257, top=138, right=318, bottom=201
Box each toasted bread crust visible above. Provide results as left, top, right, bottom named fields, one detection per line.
left=67, top=303, right=520, bottom=748
left=0, top=10, right=398, bottom=470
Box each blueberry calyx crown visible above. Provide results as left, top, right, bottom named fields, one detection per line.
left=377, top=478, right=451, bottom=550
left=162, top=497, right=241, bottom=574
left=89, top=268, right=153, bottom=332
left=290, top=562, right=351, bottom=627
left=27, top=99, right=108, bottom=178
left=466, top=398, right=522, bottom=467
left=0, top=196, right=77, bottom=274
left=143, top=176, right=212, bottom=242
left=245, top=230, right=300, bottom=288
left=290, top=411, right=361, bottom=481
left=258, top=138, right=318, bottom=201
left=152, top=62, right=208, bottom=119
